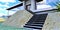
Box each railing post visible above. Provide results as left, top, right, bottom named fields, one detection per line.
left=23, top=1, right=26, bottom=10
left=31, top=0, right=36, bottom=10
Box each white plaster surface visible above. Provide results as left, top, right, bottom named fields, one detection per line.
left=2, top=10, right=33, bottom=28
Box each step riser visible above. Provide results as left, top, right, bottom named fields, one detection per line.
left=25, top=25, right=43, bottom=27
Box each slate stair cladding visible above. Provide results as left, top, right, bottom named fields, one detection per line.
left=24, top=14, right=48, bottom=30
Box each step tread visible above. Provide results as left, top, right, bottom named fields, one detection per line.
left=24, top=26, right=42, bottom=29
left=25, top=23, right=43, bottom=25
left=24, top=25, right=43, bottom=27
left=27, top=22, right=44, bottom=25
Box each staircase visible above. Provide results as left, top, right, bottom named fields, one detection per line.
left=24, top=14, right=48, bottom=30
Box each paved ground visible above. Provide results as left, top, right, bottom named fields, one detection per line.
left=0, top=22, right=31, bottom=30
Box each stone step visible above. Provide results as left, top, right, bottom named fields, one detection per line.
left=25, top=24, right=43, bottom=27
left=24, top=14, right=48, bottom=29
left=26, top=22, right=44, bottom=25
left=24, top=25, right=42, bottom=29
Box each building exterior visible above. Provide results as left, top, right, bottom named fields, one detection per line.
left=2, top=0, right=60, bottom=30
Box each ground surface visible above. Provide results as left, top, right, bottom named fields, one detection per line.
left=0, top=22, right=30, bottom=30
